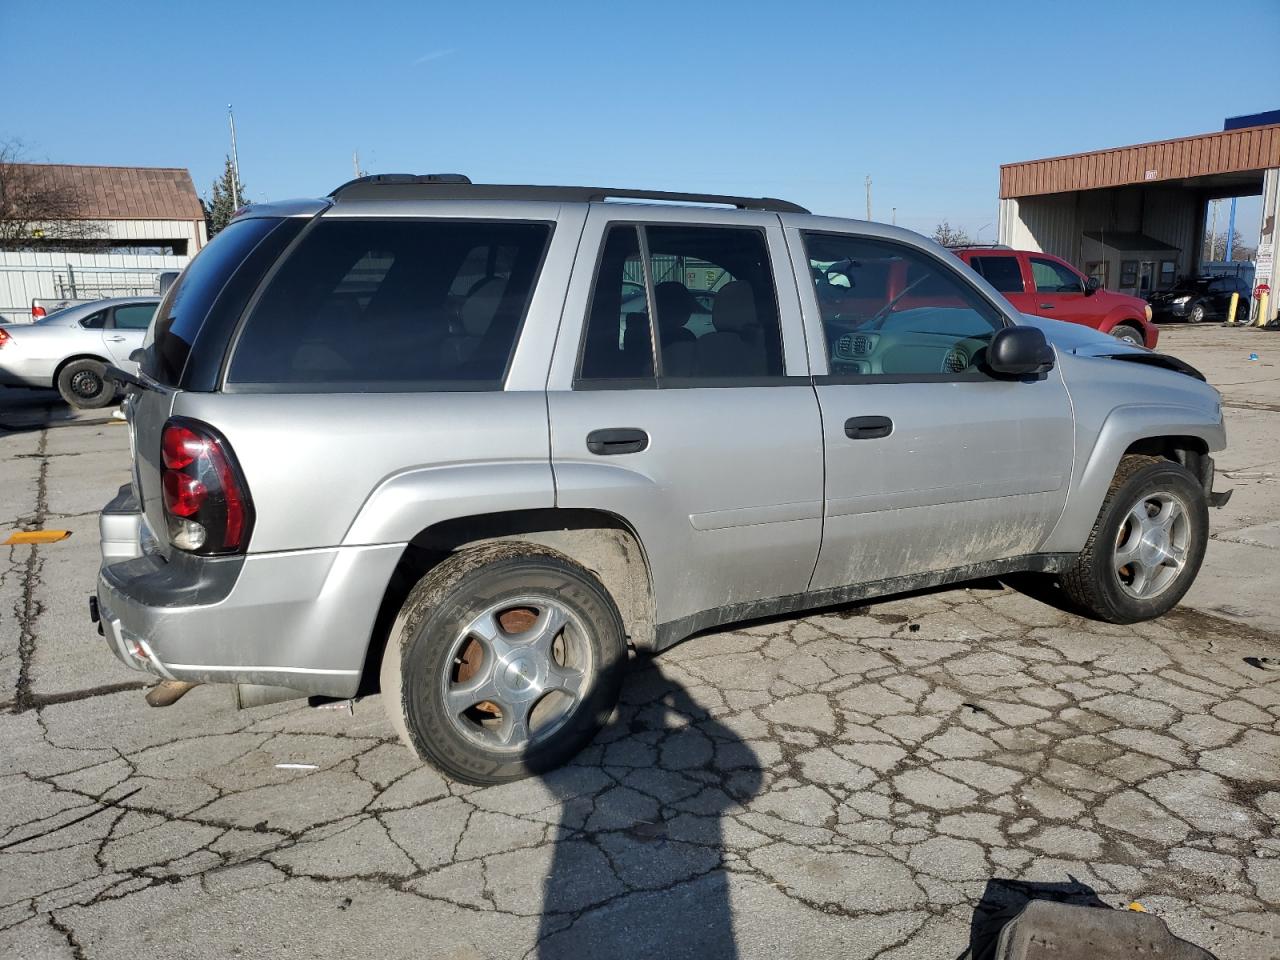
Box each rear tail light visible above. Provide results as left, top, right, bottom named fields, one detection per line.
left=30, top=306, right=45, bottom=320
left=159, top=418, right=253, bottom=554
left=0, top=328, right=10, bottom=348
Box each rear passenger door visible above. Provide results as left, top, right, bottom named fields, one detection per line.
left=548, top=207, right=823, bottom=634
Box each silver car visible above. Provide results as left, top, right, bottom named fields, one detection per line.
left=94, top=176, right=1230, bottom=784
left=0, top=296, right=158, bottom=408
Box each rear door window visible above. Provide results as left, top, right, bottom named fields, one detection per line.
left=227, top=219, right=552, bottom=389
left=969, top=255, right=1024, bottom=293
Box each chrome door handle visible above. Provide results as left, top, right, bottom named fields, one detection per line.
left=106, top=335, right=127, bottom=342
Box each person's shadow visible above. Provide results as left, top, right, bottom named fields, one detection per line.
left=536, top=656, right=763, bottom=959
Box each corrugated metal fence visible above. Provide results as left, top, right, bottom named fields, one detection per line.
left=0, top=250, right=188, bottom=322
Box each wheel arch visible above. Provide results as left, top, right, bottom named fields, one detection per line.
left=52, top=353, right=112, bottom=385
left=356, top=507, right=656, bottom=695
left=1041, top=403, right=1224, bottom=554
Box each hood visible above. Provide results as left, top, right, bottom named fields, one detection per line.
left=1016, top=313, right=1205, bottom=380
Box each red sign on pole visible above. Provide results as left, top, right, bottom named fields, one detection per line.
left=1255, top=283, right=1270, bottom=300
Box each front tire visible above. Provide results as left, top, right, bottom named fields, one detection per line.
left=56, top=359, right=115, bottom=409
left=1060, top=456, right=1208, bottom=623
left=1188, top=303, right=1205, bottom=324
left=380, top=542, right=627, bottom=784
left=1109, top=324, right=1143, bottom=346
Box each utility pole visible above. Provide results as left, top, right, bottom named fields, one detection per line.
left=891, top=206, right=897, bottom=226
left=353, top=150, right=363, bottom=178
left=864, top=176, right=872, bottom=221
left=227, top=104, right=242, bottom=210
left=1208, top=198, right=1220, bottom=261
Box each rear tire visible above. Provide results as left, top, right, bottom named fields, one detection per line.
left=380, top=542, right=627, bottom=784
left=56, top=359, right=115, bottom=409
left=1060, top=455, right=1208, bottom=623
left=1109, top=324, right=1143, bottom=346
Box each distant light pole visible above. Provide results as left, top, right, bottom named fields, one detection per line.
left=891, top=206, right=897, bottom=226
left=976, top=223, right=992, bottom=244
left=865, top=176, right=872, bottom=221
left=227, top=104, right=242, bottom=210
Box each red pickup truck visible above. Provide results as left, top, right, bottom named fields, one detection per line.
left=953, top=247, right=1157, bottom=348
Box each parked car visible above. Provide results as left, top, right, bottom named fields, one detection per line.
left=953, top=247, right=1157, bottom=347
left=95, top=176, right=1228, bottom=785
left=0, top=296, right=159, bottom=408
left=1147, top=275, right=1253, bottom=324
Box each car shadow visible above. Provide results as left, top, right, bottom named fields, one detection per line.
left=961, top=876, right=1108, bottom=960
left=536, top=655, right=763, bottom=959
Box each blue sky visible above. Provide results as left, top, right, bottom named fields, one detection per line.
left=4, top=0, right=1277, bottom=238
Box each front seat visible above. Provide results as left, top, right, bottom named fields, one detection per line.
left=693, top=281, right=766, bottom=377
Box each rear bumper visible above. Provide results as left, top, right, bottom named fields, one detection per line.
left=95, top=488, right=404, bottom=698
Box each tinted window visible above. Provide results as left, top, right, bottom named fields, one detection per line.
left=804, top=233, right=1004, bottom=377
left=147, top=217, right=281, bottom=385
left=112, top=303, right=156, bottom=330
left=1030, top=257, right=1083, bottom=294
left=228, top=219, right=551, bottom=388
left=647, top=225, right=783, bottom=379
left=579, top=226, right=654, bottom=382
left=79, top=310, right=107, bottom=330
left=969, top=255, right=1024, bottom=293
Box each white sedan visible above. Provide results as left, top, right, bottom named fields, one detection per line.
left=0, top=297, right=158, bottom=408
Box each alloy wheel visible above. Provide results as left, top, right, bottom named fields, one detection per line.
left=440, top=596, right=593, bottom=753
left=1113, top=491, right=1191, bottom=599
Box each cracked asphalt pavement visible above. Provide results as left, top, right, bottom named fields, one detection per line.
left=2, top=327, right=1279, bottom=959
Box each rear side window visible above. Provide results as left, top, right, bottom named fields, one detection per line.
left=227, top=219, right=551, bottom=389
left=969, top=255, right=1024, bottom=293
left=79, top=310, right=107, bottom=330
left=148, top=217, right=282, bottom=385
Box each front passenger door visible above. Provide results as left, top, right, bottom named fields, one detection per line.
left=789, top=226, right=1074, bottom=591
left=102, top=302, right=155, bottom=363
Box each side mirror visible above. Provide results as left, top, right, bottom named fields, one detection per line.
left=988, top=326, right=1055, bottom=377
left=1085, top=276, right=1101, bottom=295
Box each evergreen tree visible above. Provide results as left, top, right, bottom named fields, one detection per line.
left=204, top=155, right=248, bottom=236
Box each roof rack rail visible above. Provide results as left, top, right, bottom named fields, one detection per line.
left=327, top=176, right=809, bottom=214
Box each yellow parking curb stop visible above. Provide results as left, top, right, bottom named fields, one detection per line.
left=4, top=530, right=72, bottom=545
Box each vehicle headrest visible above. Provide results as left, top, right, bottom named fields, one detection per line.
left=460, top=277, right=506, bottom=337
left=711, top=281, right=756, bottom=332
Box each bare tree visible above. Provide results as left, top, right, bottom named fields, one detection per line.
left=931, top=220, right=972, bottom=248
left=0, top=140, right=104, bottom=248
left=1203, top=228, right=1254, bottom=262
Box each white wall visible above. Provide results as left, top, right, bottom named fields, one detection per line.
left=0, top=250, right=188, bottom=321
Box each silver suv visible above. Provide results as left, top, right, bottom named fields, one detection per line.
left=94, top=175, right=1230, bottom=784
